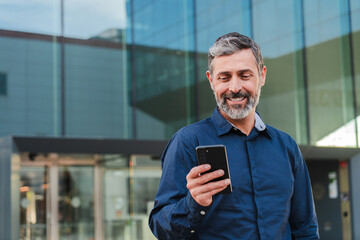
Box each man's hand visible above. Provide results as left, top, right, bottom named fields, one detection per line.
left=186, top=164, right=231, bottom=207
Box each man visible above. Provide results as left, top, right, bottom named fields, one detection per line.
left=149, top=32, right=319, bottom=239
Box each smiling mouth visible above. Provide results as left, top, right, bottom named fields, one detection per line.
left=227, top=96, right=246, bottom=102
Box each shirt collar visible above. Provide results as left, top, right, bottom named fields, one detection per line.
left=211, top=107, right=273, bottom=137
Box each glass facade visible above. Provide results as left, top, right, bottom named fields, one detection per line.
left=1, top=0, right=359, bottom=146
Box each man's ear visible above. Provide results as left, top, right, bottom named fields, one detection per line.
left=206, top=71, right=214, bottom=91
left=260, top=66, right=267, bottom=87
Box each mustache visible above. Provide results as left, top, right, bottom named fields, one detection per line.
left=221, top=91, right=250, bottom=99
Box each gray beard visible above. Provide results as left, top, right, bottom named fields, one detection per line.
left=214, top=85, right=261, bottom=120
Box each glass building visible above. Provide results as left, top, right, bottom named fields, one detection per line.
left=0, top=0, right=360, bottom=239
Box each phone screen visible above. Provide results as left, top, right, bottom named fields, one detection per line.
left=196, top=145, right=232, bottom=194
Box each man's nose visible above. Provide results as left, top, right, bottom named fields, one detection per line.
left=228, top=79, right=242, bottom=93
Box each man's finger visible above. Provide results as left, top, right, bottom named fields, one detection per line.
left=187, top=164, right=211, bottom=180
left=190, top=178, right=230, bottom=196
left=188, top=169, right=224, bottom=189
left=198, top=169, right=224, bottom=185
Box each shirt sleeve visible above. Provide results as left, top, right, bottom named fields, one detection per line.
left=148, top=130, right=209, bottom=239
left=289, top=142, right=320, bottom=239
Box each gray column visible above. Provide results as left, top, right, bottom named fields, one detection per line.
left=0, top=137, right=12, bottom=240
left=350, top=153, right=360, bottom=239
left=0, top=137, right=20, bottom=240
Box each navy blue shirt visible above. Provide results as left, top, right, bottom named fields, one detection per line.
left=149, top=108, right=319, bottom=239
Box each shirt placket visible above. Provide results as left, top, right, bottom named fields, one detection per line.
left=246, top=134, right=265, bottom=239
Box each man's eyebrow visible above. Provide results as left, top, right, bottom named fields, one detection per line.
left=237, top=69, right=254, bottom=74
left=216, top=69, right=254, bottom=78
left=216, top=71, right=231, bottom=77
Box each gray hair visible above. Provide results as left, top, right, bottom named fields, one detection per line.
left=208, top=32, right=264, bottom=75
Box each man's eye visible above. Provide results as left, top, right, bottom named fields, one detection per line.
left=242, top=75, right=251, bottom=79
left=219, top=76, right=229, bottom=81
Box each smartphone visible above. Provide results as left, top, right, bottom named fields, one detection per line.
left=195, top=145, right=232, bottom=194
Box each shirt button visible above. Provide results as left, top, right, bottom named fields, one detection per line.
left=191, top=230, right=195, bottom=233
left=200, top=211, right=206, bottom=215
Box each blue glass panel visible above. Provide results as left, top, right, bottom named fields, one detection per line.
left=351, top=0, right=360, bottom=146
left=0, top=36, right=61, bottom=137
left=65, top=43, right=131, bottom=138
left=63, top=0, right=132, bottom=138
left=0, top=0, right=61, bottom=137
left=133, top=0, right=196, bottom=140
left=304, top=0, right=356, bottom=147
left=253, top=0, right=308, bottom=144
left=196, top=0, right=252, bottom=120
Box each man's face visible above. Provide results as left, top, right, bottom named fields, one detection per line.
left=206, top=49, right=266, bottom=120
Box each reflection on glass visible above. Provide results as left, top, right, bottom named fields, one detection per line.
left=63, top=0, right=127, bottom=39
left=63, top=0, right=131, bottom=139
left=133, top=0, right=196, bottom=140
left=0, top=0, right=61, bottom=138
left=253, top=0, right=308, bottom=144
left=0, top=0, right=60, bottom=35
left=352, top=0, right=360, bottom=146
left=19, top=166, right=48, bottom=240
left=58, top=166, right=94, bottom=240
left=304, top=0, right=356, bottom=147
left=196, top=0, right=252, bottom=120
left=64, top=42, right=131, bottom=138
left=0, top=35, right=61, bottom=137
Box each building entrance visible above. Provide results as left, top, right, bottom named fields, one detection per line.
left=20, top=153, right=97, bottom=240
left=18, top=153, right=161, bottom=240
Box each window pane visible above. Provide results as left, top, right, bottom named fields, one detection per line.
left=0, top=72, right=7, bottom=96
left=304, top=0, right=356, bottom=147
left=103, top=156, right=130, bottom=240
left=58, top=166, right=94, bottom=240
left=0, top=35, right=61, bottom=137
left=133, top=0, right=196, bottom=140
left=102, top=155, right=160, bottom=240
left=351, top=0, right=360, bottom=146
left=0, top=0, right=61, bottom=137
left=196, top=0, right=252, bottom=120
left=253, top=0, right=308, bottom=144
left=64, top=0, right=132, bottom=138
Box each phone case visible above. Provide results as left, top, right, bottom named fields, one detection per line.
left=196, top=145, right=232, bottom=194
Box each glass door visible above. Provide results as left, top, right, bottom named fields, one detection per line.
left=19, top=165, right=49, bottom=240
left=19, top=153, right=97, bottom=240
left=102, top=154, right=161, bottom=240
left=58, top=165, right=94, bottom=240
left=19, top=153, right=162, bottom=240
